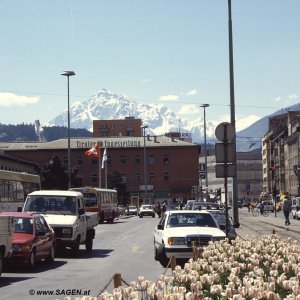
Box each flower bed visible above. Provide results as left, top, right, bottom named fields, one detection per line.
left=97, top=234, right=300, bottom=300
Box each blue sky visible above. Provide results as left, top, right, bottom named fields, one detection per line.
left=0, top=0, right=299, bottom=131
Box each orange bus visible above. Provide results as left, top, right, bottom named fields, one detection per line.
left=69, top=187, right=118, bottom=223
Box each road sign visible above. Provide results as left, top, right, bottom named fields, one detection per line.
left=215, top=143, right=236, bottom=163
left=215, top=164, right=236, bottom=178
left=215, top=122, right=235, bottom=142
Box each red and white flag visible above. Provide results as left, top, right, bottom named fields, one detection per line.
left=84, top=144, right=100, bottom=158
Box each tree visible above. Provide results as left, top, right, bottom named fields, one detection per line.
left=107, top=171, right=128, bottom=205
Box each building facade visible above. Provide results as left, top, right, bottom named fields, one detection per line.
left=93, top=117, right=142, bottom=137
left=0, top=136, right=200, bottom=205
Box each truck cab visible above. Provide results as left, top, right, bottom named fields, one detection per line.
left=22, top=190, right=98, bottom=256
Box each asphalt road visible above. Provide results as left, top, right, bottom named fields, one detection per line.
left=1, top=210, right=300, bottom=300
left=0, top=215, right=166, bottom=300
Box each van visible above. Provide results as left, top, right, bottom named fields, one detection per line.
left=291, top=197, right=300, bottom=219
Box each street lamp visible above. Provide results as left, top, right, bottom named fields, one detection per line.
left=141, top=125, right=148, bottom=204
left=200, top=104, right=209, bottom=200
left=61, top=70, right=75, bottom=189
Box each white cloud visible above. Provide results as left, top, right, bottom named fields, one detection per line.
left=0, top=92, right=40, bottom=107
left=288, top=93, right=298, bottom=100
left=186, top=89, right=197, bottom=96
left=275, top=96, right=282, bottom=102
left=159, top=94, right=179, bottom=101
left=177, top=104, right=199, bottom=115
left=141, top=78, right=150, bottom=83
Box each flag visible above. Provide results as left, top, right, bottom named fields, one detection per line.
left=85, top=144, right=100, bottom=158
left=101, top=148, right=107, bottom=169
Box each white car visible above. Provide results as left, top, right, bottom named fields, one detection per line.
left=138, top=205, right=156, bottom=218
left=154, top=211, right=226, bottom=267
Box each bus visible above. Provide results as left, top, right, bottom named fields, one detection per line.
left=0, top=170, right=41, bottom=212
left=69, top=187, right=118, bottom=223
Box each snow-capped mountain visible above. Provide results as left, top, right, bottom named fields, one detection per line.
left=50, top=88, right=300, bottom=151
left=50, top=88, right=215, bottom=143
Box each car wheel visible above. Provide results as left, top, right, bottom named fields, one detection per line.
left=0, top=252, right=3, bottom=277
left=28, top=250, right=36, bottom=270
left=85, top=237, right=93, bottom=252
left=72, top=237, right=80, bottom=257
left=154, top=244, right=159, bottom=261
left=139, top=215, right=143, bottom=218
left=156, top=245, right=168, bottom=268
left=45, top=245, right=55, bottom=263
left=152, top=214, right=155, bottom=218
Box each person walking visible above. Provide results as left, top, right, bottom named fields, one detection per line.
left=282, top=196, right=292, bottom=226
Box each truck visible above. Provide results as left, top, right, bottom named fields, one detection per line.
left=0, top=215, right=13, bottom=276
left=22, top=190, right=99, bottom=256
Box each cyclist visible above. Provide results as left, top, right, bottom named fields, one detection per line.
left=259, top=202, right=264, bottom=215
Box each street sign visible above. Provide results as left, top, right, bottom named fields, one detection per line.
left=215, top=164, right=236, bottom=178
left=215, top=122, right=235, bottom=142
left=215, top=143, right=236, bottom=163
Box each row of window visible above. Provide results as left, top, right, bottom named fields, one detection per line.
left=64, top=154, right=170, bottom=166
left=89, top=172, right=170, bottom=184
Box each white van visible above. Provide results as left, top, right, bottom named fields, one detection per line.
left=291, top=197, right=300, bottom=219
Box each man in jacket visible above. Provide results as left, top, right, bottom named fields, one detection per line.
left=282, top=196, right=292, bottom=226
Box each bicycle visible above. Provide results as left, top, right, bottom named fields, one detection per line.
left=252, top=208, right=269, bottom=217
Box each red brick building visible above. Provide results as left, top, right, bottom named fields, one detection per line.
left=0, top=136, right=200, bottom=205
left=93, top=117, right=142, bottom=137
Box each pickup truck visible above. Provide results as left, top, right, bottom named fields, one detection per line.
left=0, top=215, right=13, bottom=276
left=22, top=190, right=98, bottom=256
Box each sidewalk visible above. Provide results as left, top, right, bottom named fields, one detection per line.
left=236, top=209, right=300, bottom=239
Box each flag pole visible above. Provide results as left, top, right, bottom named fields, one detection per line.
left=98, top=142, right=101, bottom=188
left=105, top=157, right=107, bottom=188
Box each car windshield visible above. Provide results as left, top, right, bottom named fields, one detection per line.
left=14, top=217, right=33, bottom=234
left=141, top=205, right=152, bottom=209
left=167, top=213, right=217, bottom=228
left=24, top=195, right=77, bottom=215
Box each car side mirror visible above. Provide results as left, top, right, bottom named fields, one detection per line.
left=17, top=206, right=22, bottom=212
left=78, top=208, right=84, bottom=215
left=219, top=224, right=226, bottom=230
left=157, top=224, right=163, bottom=230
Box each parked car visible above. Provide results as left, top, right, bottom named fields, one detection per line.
left=0, top=212, right=55, bottom=270
left=154, top=211, right=226, bottom=267
left=208, top=210, right=237, bottom=240
left=291, top=197, right=300, bottom=219
left=125, top=205, right=138, bottom=216
left=138, top=205, right=156, bottom=218
left=261, top=201, right=275, bottom=212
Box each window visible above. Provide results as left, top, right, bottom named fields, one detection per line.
left=149, top=172, right=155, bottom=183
left=148, top=155, right=155, bottom=165
left=134, top=172, right=141, bottom=182
left=92, top=174, right=98, bottom=183
left=63, top=157, right=68, bottom=167
left=120, top=155, right=126, bottom=165
left=121, top=173, right=126, bottom=183
left=134, top=155, right=140, bottom=164
left=163, top=154, right=169, bottom=164
left=107, top=155, right=112, bottom=165
left=77, top=156, right=84, bottom=165
left=163, top=172, right=169, bottom=182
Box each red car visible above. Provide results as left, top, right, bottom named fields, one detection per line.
left=0, top=212, right=55, bottom=270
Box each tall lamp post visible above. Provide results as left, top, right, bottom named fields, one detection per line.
left=61, top=70, right=75, bottom=189
left=200, top=104, right=209, bottom=199
left=141, top=125, right=148, bottom=204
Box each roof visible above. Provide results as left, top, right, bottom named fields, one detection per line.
left=0, top=136, right=197, bottom=151
left=28, top=190, right=83, bottom=197
left=0, top=212, right=35, bottom=218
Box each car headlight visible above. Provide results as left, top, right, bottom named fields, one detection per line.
left=167, top=237, right=186, bottom=245
left=13, top=244, right=31, bottom=252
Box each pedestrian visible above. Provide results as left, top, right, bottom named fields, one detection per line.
left=155, top=202, right=161, bottom=218
left=259, top=202, right=264, bottom=215
left=162, top=200, right=167, bottom=214
left=282, top=196, right=292, bottom=226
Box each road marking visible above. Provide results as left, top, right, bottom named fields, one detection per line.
left=132, top=245, right=140, bottom=253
